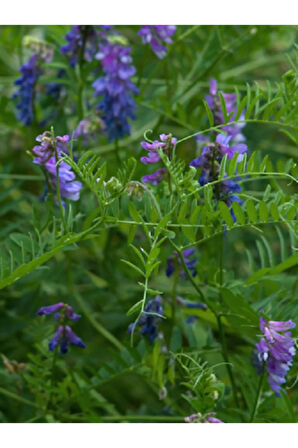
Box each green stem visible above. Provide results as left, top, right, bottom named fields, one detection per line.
left=217, top=234, right=240, bottom=409
left=249, top=363, right=265, bottom=422
left=217, top=314, right=239, bottom=408
left=0, top=387, right=39, bottom=409
left=51, top=127, right=67, bottom=234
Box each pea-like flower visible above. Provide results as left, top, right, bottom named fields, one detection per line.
left=36, top=302, right=85, bottom=355
left=166, top=248, right=197, bottom=278
left=32, top=131, right=82, bottom=203
left=128, top=296, right=163, bottom=344
left=140, top=134, right=177, bottom=185
left=139, top=26, right=176, bottom=59
left=256, top=315, right=296, bottom=397
left=49, top=325, right=86, bottom=354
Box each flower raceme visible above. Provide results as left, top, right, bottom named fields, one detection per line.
left=12, top=54, right=41, bottom=126
left=92, top=41, right=139, bottom=141
left=128, top=296, right=163, bottom=344
left=138, top=25, right=176, bottom=59
left=190, top=133, right=248, bottom=214
left=32, top=131, right=82, bottom=203
left=60, top=25, right=111, bottom=67
left=256, top=315, right=296, bottom=397
left=36, top=302, right=85, bottom=354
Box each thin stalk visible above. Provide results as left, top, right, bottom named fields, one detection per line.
left=51, top=127, right=67, bottom=233
left=249, top=363, right=265, bottom=422
left=217, top=234, right=240, bottom=409
left=0, top=387, right=39, bottom=409
left=217, top=314, right=239, bottom=408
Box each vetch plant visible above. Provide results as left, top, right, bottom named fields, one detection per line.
left=0, top=25, right=297, bottom=424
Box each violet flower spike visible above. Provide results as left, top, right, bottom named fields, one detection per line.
left=256, top=315, right=296, bottom=397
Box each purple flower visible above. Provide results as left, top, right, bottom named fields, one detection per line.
left=61, top=25, right=109, bottom=67
left=32, top=131, right=82, bottom=203
left=185, top=412, right=224, bottom=423
left=166, top=248, right=197, bottom=278
left=205, top=79, right=246, bottom=142
left=36, top=302, right=65, bottom=316
left=12, top=54, right=41, bottom=125
left=49, top=325, right=86, bottom=354
left=190, top=133, right=248, bottom=215
left=140, top=134, right=177, bottom=165
left=92, top=41, right=139, bottom=141
left=204, top=415, right=224, bottom=423
left=142, top=168, right=167, bottom=185
left=139, top=26, right=176, bottom=58
left=74, top=116, right=105, bottom=146
left=37, top=302, right=85, bottom=354
left=256, top=315, right=296, bottom=397
left=128, top=296, right=163, bottom=344
left=140, top=134, right=177, bottom=185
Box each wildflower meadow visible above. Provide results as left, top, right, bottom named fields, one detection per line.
left=0, top=24, right=297, bottom=424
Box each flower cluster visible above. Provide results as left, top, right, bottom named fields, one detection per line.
left=205, top=79, right=246, bottom=142
left=166, top=248, right=197, bottom=278
left=139, top=26, right=176, bottom=58
left=32, top=131, right=82, bottom=203
left=36, top=302, right=86, bottom=354
left=190, top=79, right=249, bottom=214
left=190, top=133, right=247, bottom=207
left=12, top=54, right=41, bottom=125
left=185, top=412, right=224, bottom=423
left=128, top=296, right=163, bottom=344
left=74, top=116, right=105, bottom=146
left=61, top=25, right=110, bottom=67
left=256, top=315, right=296, bottom=397
left=12, top=38, right=53, bottom=126
left=140, top=134, right=177, bottom=185
left=92, top=41, right=139, bottom=141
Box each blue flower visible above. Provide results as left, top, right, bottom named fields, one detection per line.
left=49, top=325, right=86, bottom=354
left=92, top=41, right=138, bottom=141
left=37, top=302, right=85, bottom=354
left=128, top=296, right=163, bottom=344
left=12, top=53, right=41, bottom=125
